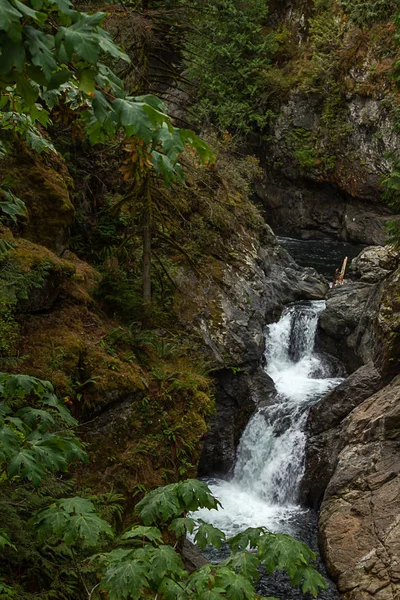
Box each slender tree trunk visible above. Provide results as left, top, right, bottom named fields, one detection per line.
left=142, top=178, right=152, bottom=305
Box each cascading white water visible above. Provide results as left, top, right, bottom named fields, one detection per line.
left=193, top=300, right=343, bottom=537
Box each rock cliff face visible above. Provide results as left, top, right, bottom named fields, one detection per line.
left=317, top=246, right=400, bottom=377
left=175, top=224, right=329, bottom=475
left=255, top=0, right=400, bottom=244
left=320, top=377, right=400, bottom=600
left=303, top=246, right=400, bottom=597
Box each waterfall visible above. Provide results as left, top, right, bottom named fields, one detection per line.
left=193, top=300, right=343, bottom=537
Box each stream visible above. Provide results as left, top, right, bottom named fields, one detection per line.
left=193, top=240, right=352, bottom=596
left=277, top=235, right=365, bottom=278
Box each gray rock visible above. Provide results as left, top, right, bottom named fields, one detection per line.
left=255, top=177, right=392, bottom=246
left=181, top=539, right=208, bottom=573
left=350, top=245, right=399, bottom=283
left=176, top=229, right=329, bottom=476
left=254, top=85, right=400, bottom=245
left=301, top=363, right=383, bottom=508
left=317, top=281, right=376, bottom=371
left=317, top=254, right=399, bottom=376
left=198, top=366, right=275, bottom=476
left=310, top=363, right=383, bottom=436
left=319, top=377, right=400, bottom=599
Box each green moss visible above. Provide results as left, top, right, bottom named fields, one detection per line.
left=0, top=143, right=75, bottom=254
left=0, top=301, right=19, bottom=361
left=0, top=230, right=75, bottom=307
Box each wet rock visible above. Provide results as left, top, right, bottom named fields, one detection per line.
left=309, top=363, right=383, bottom=437
left=301, top=363, right=383, bottom=508
left=319, top=377, right=400, bottom=599
left=176, top=228, right=328, bottom=475
left=350, top=245, right=399, bottom=283
left=256, top=177, right=392, bottom=246
left=317, top=281, right=377, bottom=371
left=317, top=255, right=400, bottom=376
left=198, top=366, right=275, bottom=476
left=181, top=539, right=208, bottom=573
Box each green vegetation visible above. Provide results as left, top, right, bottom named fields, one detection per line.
left=0, top=371, right=326, bottom=598
left=340, top=0, right=397, bottom=27
left=0, top=0, right=214, bottom=302
left=0, top=0, right=399, bottom=597
left=382, top=9, right=400, bottom=246
left=184, top=0, right=276, bottom=134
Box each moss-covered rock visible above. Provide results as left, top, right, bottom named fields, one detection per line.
left=0, top=143, right=74, bottom=254
left=258, top=0, right=400, bottom=243
left=0, top=226, right=75, bottom=313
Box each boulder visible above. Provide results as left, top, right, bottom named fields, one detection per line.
left=317, top=282, right=377, bottom=371
left=319, top=377, right=400, bottom=599
left=0, top=228, right=75, bottom=313
left=350, top=246, right=399, bottom=283
left=181, top=539, right=208, bottom=573
left=317, top=259, right=400, bottom=376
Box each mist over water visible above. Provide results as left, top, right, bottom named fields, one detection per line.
left=193, top=301, right=343, bottom=538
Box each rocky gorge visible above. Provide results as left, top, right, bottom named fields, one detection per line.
left=1, top=0, right=400, bottom=598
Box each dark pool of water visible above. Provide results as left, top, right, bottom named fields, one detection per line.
left=277, top=235, right=365, bottom=278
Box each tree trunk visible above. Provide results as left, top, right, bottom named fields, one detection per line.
left=142, top=180, right=152, bottom=305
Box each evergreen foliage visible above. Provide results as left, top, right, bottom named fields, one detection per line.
left=184, top=0, right=276, bottom=134
left=340, top=0, right=397, bottom=27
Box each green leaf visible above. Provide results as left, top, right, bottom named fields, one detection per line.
left=24, top=26, right=57, bottom=80
left=48, top=0, right=73, bottom=12
left=0, top=0, right=22, bottom=43
left=25, top=128, right=56, bottom=153
left=0, top=188, right=26, bottom=223
left=97, top=30, right=130, bottom=62
left=177, top=480, right=221, bottom=511
left=194, top=522, right=226, bottom=550
left=228, top=527, right=266, bottom=552
left=179, top=129, right=215, bottom=165
left=56, top=13, right=105, bottom=63
left=188, top=564, right=222, bottom=597
left=67, top=511, right=113, bottom=546
left=58, top=496, right=97, bottom=514
left=113, top=97, right=154, bottom=143
left=0, top=530, right=16, bottom=551
left=149, top=545, right=187, bottom=587
left=223, top=551, right=260, bottom=580
left=78, top=68, right=96, bottom=94
left=0, top=34, right=25, bottom=72
left=258, top=532, right=317, bottom=583
left=122, top=525, right=162, bottom=544
left=168, top=516, right=195, bottom=538
left=157, top=577, right=187, bottom=600
left=135, top=484, right=181, bottom=525
left=14, top=72, right=38, bottom=105
left=17, top=407, right=55, bottom=430
left=7, top=447, right=45, bottom=485
left=34, top=496, right=113, bottom=547
left=12, top=0, right=46, bottom=26
left=100, top=558, right=150, bottom=600
left=46, top=69, right=71, bottom=90
left=215, top=567, right=256, bottom=600
left=301, top=565, right=326, bottom=597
